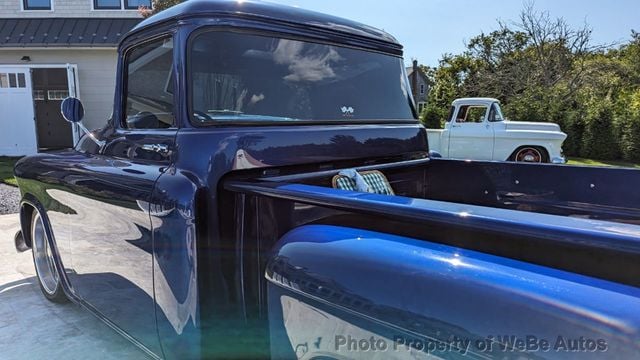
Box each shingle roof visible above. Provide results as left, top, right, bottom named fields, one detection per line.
left=0, top=18, right=141, bottom=48
left=406, top=66, right=428, bottom=80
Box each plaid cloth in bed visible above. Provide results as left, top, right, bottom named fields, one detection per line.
left=332, top=170, right=394, bottom=195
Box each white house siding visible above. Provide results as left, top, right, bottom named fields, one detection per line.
left=0, top=0, right=141, bottom=18
left=0, top=48, right=117, bottom=131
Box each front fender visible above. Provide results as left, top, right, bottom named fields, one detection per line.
left=17, top=195, right=79, bottom=302
left=267, top=225, right=640, bottom=359
left=149, top=167, right=203, bottom=360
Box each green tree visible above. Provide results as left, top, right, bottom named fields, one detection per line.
left=424, top=2, right=639, bottom=161
left=422, top=104, right=446, bottom=129
left=618, top=89, right=640, bottom=161
left=581, top=99, right=620, bottom=159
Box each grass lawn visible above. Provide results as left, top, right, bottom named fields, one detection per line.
left=567, top=157, right=640, bottom=169
left=0, top=157, right=20, bottom=186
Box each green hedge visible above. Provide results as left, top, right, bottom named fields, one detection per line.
left=619, top=113, right=640, bottom=161
left=580, top=100, right=620, bottom=160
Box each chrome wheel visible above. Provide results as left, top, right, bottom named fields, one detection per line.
left=31, top=211, right=60, bottom=297
left=515, top=147, right=543, bottom=163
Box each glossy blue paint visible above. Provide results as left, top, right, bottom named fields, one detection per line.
left=9, top=0, right=640, bottom=359
left=268, top=225, right=640, bottom=358
left=149, top=124, right=428, bottom=358
left=129, top=0, right=401, bottom=52
left=425, top=158, right=640, bottom=222
left=225, top=179, right=640, bottom=287
left=14, top=147, right=169, bottom=356
left=225, top=181, right=640, bottom=251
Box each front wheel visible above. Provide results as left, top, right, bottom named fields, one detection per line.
left=31, top=210, right=68, bottom=303
left=512, top=147, right=548, bottom=163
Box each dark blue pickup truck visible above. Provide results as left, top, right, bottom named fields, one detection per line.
left=12, top=1, right=640, bottom=359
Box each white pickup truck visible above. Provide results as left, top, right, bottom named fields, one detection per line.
left=427, top=98, right=567, bottom=163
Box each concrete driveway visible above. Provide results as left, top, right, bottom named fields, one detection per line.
left=0, top=214, right=148, bottom=360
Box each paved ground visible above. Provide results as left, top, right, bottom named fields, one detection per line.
left=0, top=184, right=19, bottom=215
left=0, top=214, right=149, bottom=360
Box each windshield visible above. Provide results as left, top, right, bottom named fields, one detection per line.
left=189, top=31, right=415, bottom=124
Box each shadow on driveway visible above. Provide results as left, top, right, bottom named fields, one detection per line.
left=0, top=214, right=148, bottom=360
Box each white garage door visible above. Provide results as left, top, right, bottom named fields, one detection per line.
left=0, top=67, right=37, bottom=156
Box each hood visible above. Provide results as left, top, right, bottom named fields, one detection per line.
left=505, top=121, right=562, bottom=132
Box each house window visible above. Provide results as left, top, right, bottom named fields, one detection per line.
left=94, top=0, right=151, bottom=10
left=47, top=90, right=69, bottom=100
left=23, top=0, right=51, bottom=10
left=420, top=84, right=425, bottom=95
left=418, top=102, right=426, bottom=114
left=125, top=0, right=151, bottom=9
left=0, top=73, right=27, bottom=88
left=94, top=0, right=122, bottom=9
left=33, top=90, right=46, bottom=100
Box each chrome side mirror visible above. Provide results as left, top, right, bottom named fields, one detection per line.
left=429, top=150, right=443, bottom=158
left=61, top=97, right=84, bottom=123
left=60, top=97, right=105, bottom=148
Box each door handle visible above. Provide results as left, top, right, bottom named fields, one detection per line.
left=141, top=144, right=170, bottom=155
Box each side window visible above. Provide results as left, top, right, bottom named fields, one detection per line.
left=456, top=105, right=487, bottom=123
left=488, top=103, right=504, bottom=122
left=456, top=106, right=468, bottom=122
left=124, top=37, right=175, bottom=129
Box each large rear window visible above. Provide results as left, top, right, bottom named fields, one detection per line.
left=189, top=31, right=416, bottom=124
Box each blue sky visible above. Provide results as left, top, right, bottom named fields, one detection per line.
left=268, top=0, right=639, bottom=66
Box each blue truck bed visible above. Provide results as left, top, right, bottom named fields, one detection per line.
left=268, top=225, right=640, bottom=359
left=222, top=160, right=640, bottom=358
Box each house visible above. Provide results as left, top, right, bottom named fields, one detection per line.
left=406, top=59, right=429, bottom=115
left=0, top=0, right=144, bottom=155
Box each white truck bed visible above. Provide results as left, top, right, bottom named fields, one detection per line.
left=426, top=129, right=444, bottom=154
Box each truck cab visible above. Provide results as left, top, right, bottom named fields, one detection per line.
left=427, top=97, right=567, bottom=163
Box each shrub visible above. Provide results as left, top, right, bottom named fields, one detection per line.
left=619, top=111, right=640, bottom=161
left=422, top=104, right=445, bottom=129
left=558, top=110, right=585, bottom=156
left=580, top=100, right=620, bottom=160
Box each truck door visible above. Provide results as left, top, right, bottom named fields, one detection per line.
left=68, top=36, right=177, bottom=357
left=447, top=104, right=494, bottom=160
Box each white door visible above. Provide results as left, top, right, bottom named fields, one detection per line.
left=447, top=105, right=494, bottom=160
left=0, top=68, right=37, bottom=156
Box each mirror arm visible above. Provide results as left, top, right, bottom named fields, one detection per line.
left=75, top=122, right=106, bottom=148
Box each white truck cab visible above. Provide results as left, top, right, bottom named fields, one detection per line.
left=427, top=97, right=567, bottom=163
